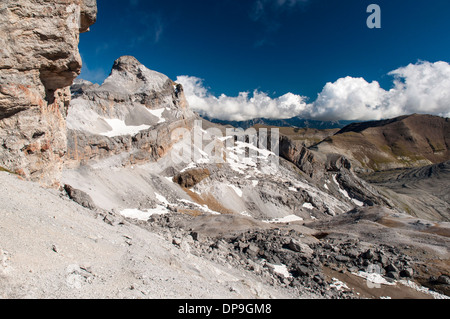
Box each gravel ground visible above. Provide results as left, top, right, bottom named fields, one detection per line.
left=0, top=172, right=317, bottom=299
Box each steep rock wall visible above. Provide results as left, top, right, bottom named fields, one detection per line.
left=0, top=0, right=97, bottom=186
left=65, top=56, right=196, bottom=168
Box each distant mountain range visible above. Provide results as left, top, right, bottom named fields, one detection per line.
left=200, top=115, right=357, bottom=130
left=312, top=113, right=450, bottom=172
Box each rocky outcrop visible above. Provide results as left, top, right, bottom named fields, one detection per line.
left=279, top=135, right=391, bottom=208
left=65, top=56, right=195, bottom=168
left=64, top=184, right=97, bottom=210
left=173, top=168, right=211, bottom=188
left=363, top=160, right=450, bottom=222
left=279, top=135, right=323, bottom=179
left=0, top=0, right=97, bottom=186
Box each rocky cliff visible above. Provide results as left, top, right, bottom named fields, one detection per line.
left=0, top=0, right=97, bottom=187
left=65, top=56, right=195, bottom=168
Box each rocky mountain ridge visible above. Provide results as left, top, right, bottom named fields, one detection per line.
left=312, top=114, right=450, bottom=172
left=62, top=56, right=397, bottom=226
left=0, top=1, right=449, bottom=300
left=65, top=56, right=195, bottom=168
left=202, top=116, right=356, bottom=131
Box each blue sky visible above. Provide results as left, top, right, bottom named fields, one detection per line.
left=79, top=0, right=450, bottom=121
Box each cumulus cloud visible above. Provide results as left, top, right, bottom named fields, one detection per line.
left=176, top=76, right=308, bottom=121
left=388, top=61, right=450, bottom=117
left=310, top=61, right=450, bottom=121
left=177, top=61, right=450, bottom=122
left=309, top=77, right=389, bottom=121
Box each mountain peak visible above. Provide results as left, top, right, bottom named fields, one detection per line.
left=111, top=55, right=144, bottom=73
left=101, top=56, right=171, bottom=94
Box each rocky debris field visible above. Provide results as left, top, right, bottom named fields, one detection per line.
left=0, top=172, right=309, bottom=299
left=1, top=169, right=449, bottom=299
left=139, top=210, right=450, bottom=299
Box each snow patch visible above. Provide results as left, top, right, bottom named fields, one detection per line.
left=155, top=193, right=170, bottom=205
left=353, top=271, right=396, bottom=286
left=101, top=119, right=150, bottom=137
left=399, top=280, right=450, bottom=299
left=269, top=264, right=292, bottom=279
left=330, top=278, right=349, bottom=291
left=263, top=215, right=303, bottom=224
left=352, top=198, right=364, bottom=207
left=228, top=184, right=243, bottom=197
left=164, top=176, right=174, bottom=183
left=240, top=211, right=252, bottom=217
left=302, top=203, right=314, bottom=210
left=120, top=206, right=169, bottom=221
left=178, top=199, right=220, bottom=215
left=147, top=108, right=167, bottom=124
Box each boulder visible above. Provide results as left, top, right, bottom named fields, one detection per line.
left=288, top=239, right=314, bottom=258
left=173, top=168, right=211, bottom=188
left=437, top=275, right=450, bottom=285
left=64, top=184, right=97, bottom=210
left=400, top=268, right=414, bottom=278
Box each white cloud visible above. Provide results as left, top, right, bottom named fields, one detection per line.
left=176, top=76, right=308, bottom=121
left=176, top=61, right=450, bottom=122
left=309, top=61, right=450, bottom=121
left=388, top=61, right=450, bottom=117
left=308, top=76, right=389, bottom=121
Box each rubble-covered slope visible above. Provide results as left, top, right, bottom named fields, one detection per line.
left=0, top=171, right=306, bottom=299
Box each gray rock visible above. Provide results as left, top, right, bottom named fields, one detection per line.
left=386, top=271, right=399, bottom=280
left=362, top=249, right=374, bottom=260
left=191, top=232, right=202, bottom=242
left=345, top=249, right=359, bottom=259
left=288, top=239, right=314, bottom=258
left=66, top=55, right=196, bottom=169
left=400, top=268, right=414, bottom=278
left=335, top=255, right=351, bottom=263
left=379, top=256, right=390, bottom=267
left=64, top=184, right=97, bottom=210
left=385, top=264, right=399, bottom=273
left=0, top=0, right=97, bottom=187
left=172, top=238, right=182, bottom=246
left=295, top=265, right=312, bottom=277
left=247, top=244, right=260, bottom=255
left=437, top=275, right=450, bottom=285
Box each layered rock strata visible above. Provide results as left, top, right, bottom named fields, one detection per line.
left=0, top=0, right=97, bottom=186
left=66, top=56, right=196, bottom=168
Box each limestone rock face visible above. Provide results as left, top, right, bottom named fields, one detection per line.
left=0, top=0, right=97, bottom=186
left=279, top=135, right=323, bottom=179
left=66, top=56, right=196, bottom=167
